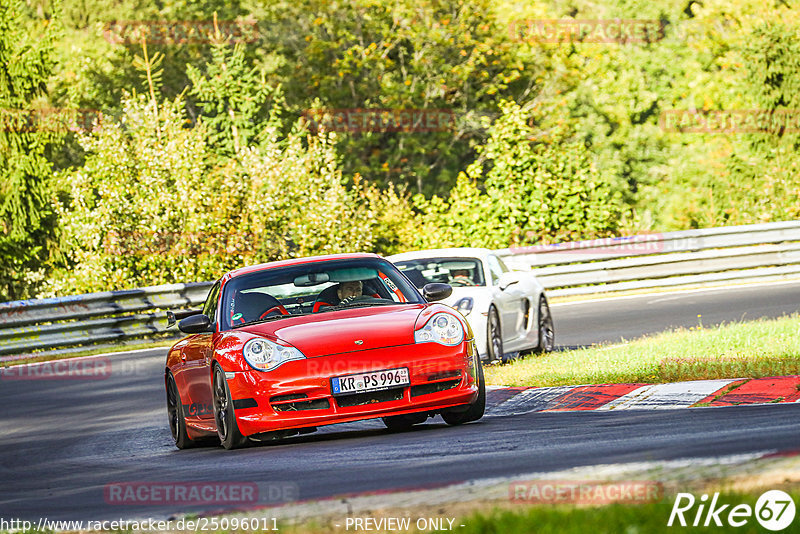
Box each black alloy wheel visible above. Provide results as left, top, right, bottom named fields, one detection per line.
left=487, top=306, right=505, bottom=363
left=534, top=295, right=555, bottom=353
left=166, top=372, right=197, bottom=449
left=212, top=365, right=249, bottom=450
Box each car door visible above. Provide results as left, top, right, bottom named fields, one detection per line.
left=487, top=254, right=527, bottom=348
left=180, top=281, right=220, bottom=420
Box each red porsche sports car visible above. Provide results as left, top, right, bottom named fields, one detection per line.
left=165, top=253, right=485, bottom=449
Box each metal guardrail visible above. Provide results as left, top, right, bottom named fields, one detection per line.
left=3, top=220, right=800, bottom=357
left=496, top=220, right=800, bottom=297
left=0, top=283, right=212, bottom=357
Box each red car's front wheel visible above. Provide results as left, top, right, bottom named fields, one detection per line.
left=382, top=412, right=427, bottom=432
left=212, top=364, right=249, bottom=450
left=441, top=360, right=486, bottom=425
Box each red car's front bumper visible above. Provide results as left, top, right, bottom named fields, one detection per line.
left=225, top=341, right=479, bottom=437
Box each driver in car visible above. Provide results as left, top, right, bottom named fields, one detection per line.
left=313, top=280, right=368, bottom=312
left=450, top=269, right=475, bottom=286
left=337, top=280, right=363, bottom=302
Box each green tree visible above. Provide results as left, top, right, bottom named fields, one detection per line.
left=187, top=25, right=276, bottom=157
left=415, top=101, right=625, bottom=249
left=257, top=0, right=547, bottom=196
left=0, top=0, right=61, bottom=301
left=717, top=23, right=800, bottom=224
left=51, top=87, right=418, bottom=294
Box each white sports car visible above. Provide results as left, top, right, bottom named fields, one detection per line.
left=388, top=248, right=554, bottom=362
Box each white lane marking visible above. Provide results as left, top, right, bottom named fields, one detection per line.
left=550, top=279, right=800, bottom=307
left=646, top=295, right=683, bottom=304
left=598, top=379, right=738, bottom=410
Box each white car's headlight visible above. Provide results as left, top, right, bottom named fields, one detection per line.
left=242, top=337, right=305, bottom=371
left=415, top=312, right=464, bottom=346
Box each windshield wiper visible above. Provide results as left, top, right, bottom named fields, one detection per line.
left=232, top=312, right=311, bottom=328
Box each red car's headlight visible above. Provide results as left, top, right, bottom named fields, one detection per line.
left=415, top=312, right=464, bottom=346
left=243, top=337, right=306, bottom=371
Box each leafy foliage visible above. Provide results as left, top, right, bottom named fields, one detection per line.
left=0, top=0, right=61, bottom=300
left=187, top=26, right=275, bottom=157
left=257, top=0, right=547, bottom=195
left=414, top=101, right=624, bottom=249
left=5, top=0, right=800, bottom=297
left=51, top=89, right=418, bottom=293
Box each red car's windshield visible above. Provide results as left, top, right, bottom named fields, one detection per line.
left=219, top=258, right=425, bottom=330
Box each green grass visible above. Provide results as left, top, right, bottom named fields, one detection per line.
left=485, top=315, right=800, bottom=387
left=451, top=491, right=800, bottom=534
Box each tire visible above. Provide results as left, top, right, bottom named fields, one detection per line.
left=212, top=364, right=249, bottom=450
left=534, top=295, right=555, bottom=353
left=166, top=372, right=199, bottom=449
left=486, top=306, right=505, bottom=363
left=441, top=359, right=486, bottom=425
left=382, top=412, right=427, bottom=432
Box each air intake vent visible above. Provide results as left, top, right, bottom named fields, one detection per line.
left=336, top=388, right=404, bottom=407
left=427, top=370, right=462, bottom=382
left=411, top=379, right=460, bottom=398
left=270, top=393, right=308, bottom=403
left=272, top=398, right=330, bottom=412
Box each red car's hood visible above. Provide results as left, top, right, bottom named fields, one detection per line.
left=240, top=304, right=426, bottom=357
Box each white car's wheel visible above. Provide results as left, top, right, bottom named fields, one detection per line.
left=535, top=296, right=555, bottom=353
left=487, top=306, right=506, bottom=362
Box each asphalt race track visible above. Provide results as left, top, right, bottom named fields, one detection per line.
left=552, top=281, right=800, bottom=347
left=2, top=282, right=799, bottom=521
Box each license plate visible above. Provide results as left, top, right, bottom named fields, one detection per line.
left=331, top=367, right=410, bottom=396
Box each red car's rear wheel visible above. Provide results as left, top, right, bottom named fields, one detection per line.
left=166, top=373, right=199, bottom=449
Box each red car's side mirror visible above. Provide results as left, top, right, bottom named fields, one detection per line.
left=423, top=283, right=453, bottom=302
left=178, top=313, right=214, bottom=334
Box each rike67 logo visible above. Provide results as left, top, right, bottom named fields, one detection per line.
left=669, top=490, right=796, bottom=531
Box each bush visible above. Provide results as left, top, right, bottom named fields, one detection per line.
left=49, top=92, right=419, bottom=295
left=414, top=100, right=626, bottom=250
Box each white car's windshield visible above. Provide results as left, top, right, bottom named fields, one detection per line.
left=394, top=257, right=485, bottom=288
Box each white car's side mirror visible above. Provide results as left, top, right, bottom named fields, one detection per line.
left=498, top=272, right=520, bottom=291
